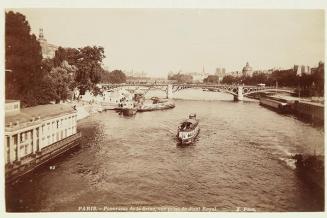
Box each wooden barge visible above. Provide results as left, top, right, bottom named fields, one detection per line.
left=5, top=100, right=82, bottom=184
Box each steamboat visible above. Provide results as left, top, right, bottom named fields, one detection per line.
left=177, top=113, right=200, bottom=145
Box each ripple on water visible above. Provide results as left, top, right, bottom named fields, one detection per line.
left=5, top=98, right=324, bottom=212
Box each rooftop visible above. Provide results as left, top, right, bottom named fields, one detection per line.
left=182, top=119, right=198, bottom=125
left=5, top=100, right=19, bottom=103
left=5, top=103, right=76, bottom=131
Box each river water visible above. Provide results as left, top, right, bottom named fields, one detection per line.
left=6, top=90, right=324, bottom=212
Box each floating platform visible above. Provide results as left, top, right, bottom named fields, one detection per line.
left=5, top=132, right=82, bottom=184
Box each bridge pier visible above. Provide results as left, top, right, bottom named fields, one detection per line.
left=234, top=86, right=244, bottom=101
left=167, top=84, right=173, bottom=99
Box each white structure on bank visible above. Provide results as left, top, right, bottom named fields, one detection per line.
left=4, top=100, right=78, bottom=165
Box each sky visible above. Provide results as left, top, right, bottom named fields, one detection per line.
left=10, top=9, right=325, bottom=77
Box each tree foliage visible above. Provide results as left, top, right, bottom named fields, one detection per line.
left=221, top=75, right=239, bottom=84
left=101, top=70, right=127, bottom=83
left=5, top=11, right=43, bottom=105
left=5, top=11, right=110, bottom=106
left=203, top=75, right=219, bottom=84
left=168, top=73, right=193, bottom=83
left=53, top=46, right=105, bottom=95
left=221, top=65, right=324, bottom=97
left=53, top=47, right=80, bottom=67
left=45, top=61, right=76, bottom=103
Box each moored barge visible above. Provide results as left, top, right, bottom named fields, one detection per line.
left=259, top=96, right=292, bottom=113
left=5, top=100, right=82, bottom=183
left=138, top=99, right=175, bottom=112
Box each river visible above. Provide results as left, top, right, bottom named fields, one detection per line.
left=6, top=90, right=324, bottom=212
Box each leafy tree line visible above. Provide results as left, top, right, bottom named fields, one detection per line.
left=5, top=11, right=127, bottom=107
left=221, top=66, right=324, bottom=96
left=222, top=73, right=276, bottom=86
left=5, top=11, right=44, bottom=106
left=203, top=75, right=219, bottom=84
left=168, top=73, right=193, bottom=83
left=101, top=70, right=126, bottom=84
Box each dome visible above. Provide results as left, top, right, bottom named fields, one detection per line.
left=242, top=62, right=252, bottom=71
left=242, top=62, right=253, bottom=76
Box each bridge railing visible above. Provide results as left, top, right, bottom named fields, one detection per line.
left=99, top=83, right=295, bottom=92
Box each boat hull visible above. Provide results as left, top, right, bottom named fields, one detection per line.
left=138, top=102, right=175, bottom=112
left=5, top=132, right=82, bottom=184
left=259, top=97, right=291, bottom=113
left=177, top=127, right=200, bottom=145
left=121, top=108, right=137, bottom=116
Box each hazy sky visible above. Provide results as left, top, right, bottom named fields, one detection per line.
left=11, top=9, right=324, bottom=77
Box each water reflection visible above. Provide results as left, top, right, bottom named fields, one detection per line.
left=5, top=92, right=324, bottom=212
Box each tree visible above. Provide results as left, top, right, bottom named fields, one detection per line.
left=101, top=70, right=127, bottom=83
left=203, top=75, right=219, bottom=84
left=5, top=11, right=43, bottom=105
left=53, top=47, right=79, bottom=67
left=53, top=46, right=105, bottom=95
left=45, top=61, right=76, bottom=103
left=168, top=73, right=193, bottom=83
left=270, top=69, right=297, bottom=87
left=222, top=75, right=239, bottom=84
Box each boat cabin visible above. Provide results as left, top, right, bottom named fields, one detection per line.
left=179, top=119, right=198, bottom=131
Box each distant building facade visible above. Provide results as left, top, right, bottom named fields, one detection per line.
left=228, top=71, right=241, bottom=77
left=294, top=65, right=311, bottom=76
left=38, top=28, right=58, bottom=59
left=309, top=61, right=324, bottom=76
left=125, top=70, right=147, bottom=78
left=187, top=72, right=208, bottom=83
left=242, top=62, right=253, bottom=76
left=215, top=67, right=226, bottom=81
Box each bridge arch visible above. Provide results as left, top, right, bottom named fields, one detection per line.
left=99, top=83, right=295, bottom=101
left=101, top=84, right=170, bottom=97
left=172, top=85, right=239, bottom=97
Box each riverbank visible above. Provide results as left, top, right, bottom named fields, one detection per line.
left=63, top=100, right=107, bottom=121
left=259, top=95, right=324, bottom=125
left=70, top=89, right=324, bottom=125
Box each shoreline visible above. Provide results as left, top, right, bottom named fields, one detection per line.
left=72, top=97, right=258, bottom=121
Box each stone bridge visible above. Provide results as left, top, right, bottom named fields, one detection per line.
left=99, top=83, right=295, bottom=101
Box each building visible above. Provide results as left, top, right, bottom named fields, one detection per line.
left=5, top=100, right=80, bottom=182
left=294, top=65, right=311, bottom=76
left=310, top=61, right=324, bottom=75
left=125, top=70, right=147, bottom=78
left=228, top=71, right=241, bottom=77
left=242, top=62, right=253, bottom=77
left=215, top=67, right=226, bottom=81
left=38, top=28, right=58, bottom=59
left=187, top=72, right=208, bottom=83
left=216, top=68, right=221, bottom=75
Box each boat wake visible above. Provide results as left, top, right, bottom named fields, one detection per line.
left=278, top=157, right=296, bottom=170
left=272, top=145, right=297, bottom=170
left=158, top=123, right=176, bottom=135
